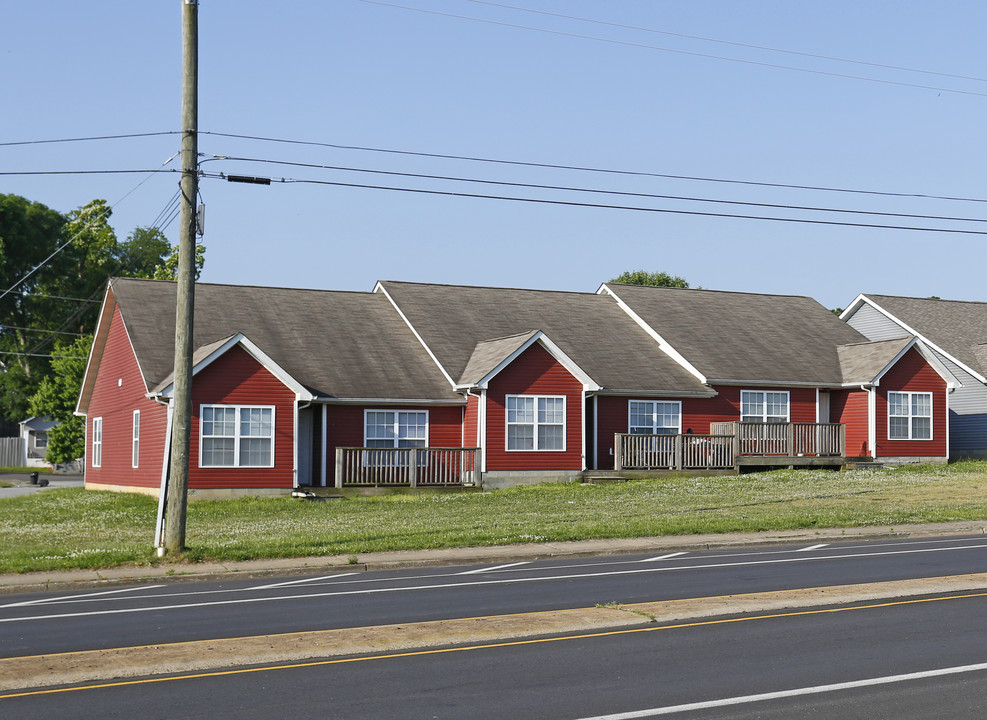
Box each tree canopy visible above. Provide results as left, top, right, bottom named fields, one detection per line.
left=0, top=193, right=183, bottom=432
left=609, top=270, right=690, bottom=288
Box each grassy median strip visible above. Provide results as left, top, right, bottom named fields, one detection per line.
left=2, top=463, right=987, bottom=574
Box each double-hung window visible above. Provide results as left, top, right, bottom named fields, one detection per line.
left=91, top=417, right=102, bottom=468
left=506, top=395, right=565, bottom=451
left=364, top=410, right=428, bottom=465
left=888, top=391, right=932, bottom=440
left=200, top=405, right=274, bottom=468
left=741, top=391, right=789, bottom=423
left=628, top=400, right=682, bottom=435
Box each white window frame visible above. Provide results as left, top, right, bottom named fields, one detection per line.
left=92, top=417, right=102, bottom=468
left=628, top=400, right=682, bottom=435
left=363, top=410, right=429, bottom=466
left=363, top=410, right=429, bottom=449
left=741, top=390, right=790, bottom=423
left=887, top=391, right=933, bottom=441
left=199, top=404, right=275, bottom=468
left=506, top=395, right=567, bottom=452
left=132, top=410, right=140, bottom=468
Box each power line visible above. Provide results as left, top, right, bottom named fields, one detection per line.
left=200, top=131, right=987, bottom=205
left=201, top=170, right=987, bottom=236
left=358, top=0, right=987, bottom=98
left=0, top=131, right=180, bottom=147
left=0, top=325, right=85, bottom=336
left=209, top=154, right=987, bottom=225
left=0, top=350, right=86, bottom=360
left=466, top=0, right=987, bottom=84
left=0, top=169, right=179, bottom=176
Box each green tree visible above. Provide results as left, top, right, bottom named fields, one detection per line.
left=610, top=270, right=690, bottom=288
left=1, top=194, right=177, bottom=425
left=28, top=335, right=91, bottom=464
left=116, top=226, right=172, bottom=279
left=153, top=242, right=206, bottom=280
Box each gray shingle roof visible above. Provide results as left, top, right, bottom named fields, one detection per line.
left=837, top=337, right=913, bottom=385
left=108, top=278, right=459, bottom=402
left=458, top=331, right=539, bottom=387
left=377, top=281, right=713, bottom=395
left=603, top=283, right=869, bottom=385
left=861, top=294, right=987, bottom=376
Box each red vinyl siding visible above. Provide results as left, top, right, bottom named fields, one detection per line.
left=323, top=404, right=465, bottom=479
left=85, top=305, right=168, bottom=489
left=830, top=389, right=870, bottom=457
left=464, top=393, right=480, bottom=448
left=485, top=343, right=583, bottom=471
left=189, top=345, right=296, bottom=489
left=875, top=348, right=947, bottom=458
left=594, top=387, right=818, bottom=469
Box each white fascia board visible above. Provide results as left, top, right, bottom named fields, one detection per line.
left=709, top=379, right=840, bottom=388
left=838, top=294, right=869, bottom=321
left=157, top=333, right=314, bottom=401
left=75, top=285, right=117, bottom=416
left=463, top=332, right=601, bottom=392
left=846, top=295, right=986, bottom=384
left=597, top=285, right=708, bottom=384
left=594, top=388, right=718, bottom=398
left=373, top=282, right=457, bottom=389
left=869, top=337, right=961, bottom=390
left=317, top=397, right=467, bottom=406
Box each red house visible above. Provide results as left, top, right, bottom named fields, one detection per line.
left=76, top=278, right=956, bottom=498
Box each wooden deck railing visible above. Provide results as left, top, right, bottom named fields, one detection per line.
left=333, top=447, right=481, bottom=487
left=710, top=422, right=845, bottom=458
left=614, top=433, right=735, bottom=471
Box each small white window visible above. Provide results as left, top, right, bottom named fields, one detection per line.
left=200, top=405, right=275, bottom=468
left=506, top=395, right=566, bottom=451
left=888, top=391, right=932, bottom=440
left=629, top=400, right=682, bottom=435
left=741, top=391, right=790, bottom=423
left=92, top=417, right=103, bottom=468
left=364, top=410, right=428, bottom=466
left=132, top=410, right=140, bottom=468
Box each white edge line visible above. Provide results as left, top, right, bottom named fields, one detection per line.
left=574, top=662, right=987, bottom=719
left=4, top=543, right=986, bottom=624
left=247, top=573, right=358, bottom=591
left=796, top=544, right=830, bottom=552
left=638, top=552, right=688, bottom=563
left=0, top=584, right=167, bottom=609
left=459, top=561, right=532, bottom=575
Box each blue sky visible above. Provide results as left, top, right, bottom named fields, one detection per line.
left=3, top=1, right=985, bottom=311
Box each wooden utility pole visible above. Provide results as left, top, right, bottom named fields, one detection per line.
left=163, top=0, right=198, bottom=553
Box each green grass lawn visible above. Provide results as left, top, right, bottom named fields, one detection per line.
left=2, top=462, right=986, bottom=574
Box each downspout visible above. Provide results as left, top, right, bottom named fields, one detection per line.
left=465, top=388, right=485, bottom=476
left=580, top=390, right=588, bottom=471
left=863, top=385, right=876, bottom=460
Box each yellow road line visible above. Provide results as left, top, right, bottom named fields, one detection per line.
left=3, top=590, right=985, bottom=700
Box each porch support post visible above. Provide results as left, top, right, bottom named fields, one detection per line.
left=674, top=434, right=682, bottom=470
left=410, top=448, right=418, bottom=487
left=787, top=423, right=795, bottom=456
left=334, top=447, right=343, bottom=488
left=614, top=434, right=623, bottom=471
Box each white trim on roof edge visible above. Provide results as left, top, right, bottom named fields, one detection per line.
left=841, top=294, right=985, bottom=385
left=455, top=331, right=601, bottom=392
left=870, top=337, right=959, bottom=390
left=153, top=333, right=314, bottom=402
left=597, top=284, right=708, bottom=385
left=373, top=282, right=458, bottom=389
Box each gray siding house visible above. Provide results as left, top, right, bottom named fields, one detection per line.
left=841, top=294, right=987, bottom=458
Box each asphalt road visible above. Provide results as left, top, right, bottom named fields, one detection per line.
left=4, top=578, right=986, bottom=719
left=3, top=534, right=987, bottom=658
